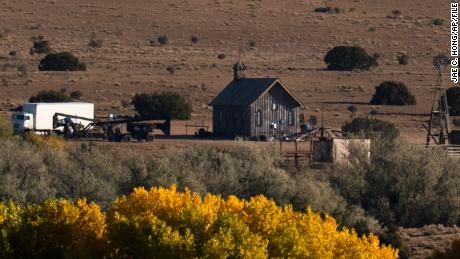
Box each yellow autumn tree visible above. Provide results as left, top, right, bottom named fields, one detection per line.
left=0, top=199, right=106, bottom=258
left=0, top=186, right=398, bottom=258
left=107, top=186, right=398, bottom=259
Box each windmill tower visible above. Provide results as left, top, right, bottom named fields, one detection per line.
left=426, top=54, right=451, bottom=145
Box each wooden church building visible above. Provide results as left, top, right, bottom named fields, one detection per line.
left=210, top=60, right=303, bottom=139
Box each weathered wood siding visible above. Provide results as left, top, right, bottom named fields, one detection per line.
left=212, top=82, right=300, bottom=138
left=250, top=83, right=300, bottom=138
left=213, top=105, right=251, bottom=137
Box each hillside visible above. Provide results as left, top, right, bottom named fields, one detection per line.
left=0, top=0, right=454, bottom=142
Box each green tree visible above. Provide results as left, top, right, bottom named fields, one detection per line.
left=131, top=92, right=192, bottom=120
left=342, top=117, right=399, bottom=141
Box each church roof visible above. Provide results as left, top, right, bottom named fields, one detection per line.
left=210, top=78, right=303, bottom=107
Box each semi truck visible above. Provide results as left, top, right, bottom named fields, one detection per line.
left=12, top=102, right=94, bottom=134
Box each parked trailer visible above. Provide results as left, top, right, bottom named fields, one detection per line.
left=53, top=113, right=171, bottom=141
left=12, top=103, right=94, bottom=134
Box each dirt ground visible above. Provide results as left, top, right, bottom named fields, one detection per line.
left=400, top=225, right=460, bottom=258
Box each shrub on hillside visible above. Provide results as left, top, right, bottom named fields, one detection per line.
left=23, top=133, right=65, bottom=150
left=29, top=89, right=73, bottom=102
left=342, top=117, right=399, bottom=141
left=446, top=87, right=460, bottom=115
left=157, top=35, right=169, bottom=45
left=0, top=139, right=378, bottom=232
left=397, top=53, right=410, bottom=65
left=314, top=7, right=343, bottom=13
left=370, top=81, right=416, bottom=106
left=70, top=90, right=83, bottom=99
left=433, top=18, right=444, bottom=26
left=131, top=92, right=192, bottom=120
left=38, top=52, right=86, bottom=71
left=191, top=36, right=199, bottom=44
left=324, top=46, right=378, bottom=71
left=88, top=38, right=103, bottom=48
left=30, top=35, right=52, bottom=54
left=330, top=137, right=460, bottom=228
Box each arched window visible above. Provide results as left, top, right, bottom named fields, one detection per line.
left=256, top=110, right=262, bottom=126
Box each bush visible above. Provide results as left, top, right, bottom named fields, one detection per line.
left=191, top=36, right=199, bottom=44
left=131, top=92, right=192, bottom=120
left=370, top=81, right=416, bottom=106
left=30, top=35, right=52, bottom=54
left=23, top=133, right=65, bottom=150
left=38, top=52, right=86, bottom=71
left=0, top=116, right=12, bottom=139
left=378, top=230, right=410, bottom=259
left=217, top=53, right=226, bottom=59
left=88, top=38, right=102, bottom=48
left=157, top=35, right=169, bottom=45
left=446, top=87, right=460, bottom=115
left=70, top=90, right=83, bottom=99
left=166, top=66, right=175, bottom=74
left=324, top=46, right=378, bottom=71
left=390, top=10, right=402, bottom=18
left=433, top=18, right=444, bottom=26
left=0, top=140, right=131, bottom=208
left=314, top=6, right=333, bottom=13
left=29, top=89, right=73, bottom=102
left=342, top=117, right=399, bottom=141
left=347, top=105, right=358, bottom=113
left=397, top=53, right=410, bottom=65
left=330, top=137, right=460, bottom=228
left=314, top=7, right=343, bottom=13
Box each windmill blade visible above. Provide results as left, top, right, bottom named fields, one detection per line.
left=433, top=54, right=450, bottom=71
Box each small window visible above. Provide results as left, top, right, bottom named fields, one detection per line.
left=272, top=102, right=278, bottom=110
left=256, top=110, right=262, bottom=126
left=287, top=111, right=294, bottom=126
left=219, top=111, right=223, bottom=124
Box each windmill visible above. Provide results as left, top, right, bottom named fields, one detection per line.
left=425, top=54, right=451, bottom=145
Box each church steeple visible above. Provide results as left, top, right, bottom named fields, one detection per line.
left=233, top=59, right=247, bottom=81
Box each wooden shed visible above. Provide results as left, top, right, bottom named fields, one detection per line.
left=210, top=60, right=303, bottom=139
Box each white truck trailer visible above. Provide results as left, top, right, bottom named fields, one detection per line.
left=12, top=102, right=94, bottom=134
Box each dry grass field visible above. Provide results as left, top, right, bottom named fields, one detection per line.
left=0, top=0, right=459, bottom=256
left=400, top=225, right=460, bottom=258
left=0, top=0, right=455, bottom=143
